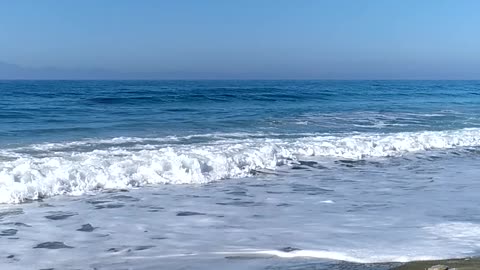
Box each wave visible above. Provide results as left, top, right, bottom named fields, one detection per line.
left=214, top=249, right=439, bottom=263
left=214, top=221, right=480, bottom=263
left=1, top=128, right=480, bottom=203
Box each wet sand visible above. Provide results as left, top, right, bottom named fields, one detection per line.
left=393, top=258, right=480, bottom=270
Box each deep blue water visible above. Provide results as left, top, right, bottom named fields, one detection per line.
left=2, top=80, right=480, bottom=146
left=2, top=80, right=480, bottom=270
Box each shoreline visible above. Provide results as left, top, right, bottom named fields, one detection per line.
left=392, top=258, right=480, bottom=270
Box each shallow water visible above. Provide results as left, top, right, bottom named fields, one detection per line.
left=1, top=81, right=480, bottom=269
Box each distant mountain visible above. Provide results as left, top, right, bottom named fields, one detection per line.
left=0, top=61, right=127, bottom=80
left=0, top=61, right=234, bottom=80
left=0, top=62, right=24, bottom=77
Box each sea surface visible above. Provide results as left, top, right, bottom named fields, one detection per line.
left=1, top=80, right=480, bottom=270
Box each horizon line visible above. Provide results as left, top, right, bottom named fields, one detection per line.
left=1, top=78, right=480, bottom=81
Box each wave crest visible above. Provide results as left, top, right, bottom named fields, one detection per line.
left=1, top=128, right=480, bottom=203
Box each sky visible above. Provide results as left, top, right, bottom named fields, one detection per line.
left=0, top=0, right=480, bottom=79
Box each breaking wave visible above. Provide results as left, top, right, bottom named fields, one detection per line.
left=1, top=128, right=480, bottom=203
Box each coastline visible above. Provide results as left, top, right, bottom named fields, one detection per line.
left=392, top=258, right=480, bottom=270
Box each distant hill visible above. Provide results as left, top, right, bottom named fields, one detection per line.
left=0, top=62, right=24, bottom=77
left=0, top=61, right=232, bottom=80
left=0, top=61, right=127, bottom=80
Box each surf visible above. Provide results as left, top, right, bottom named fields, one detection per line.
left=1, top=128, right=480, bottom=203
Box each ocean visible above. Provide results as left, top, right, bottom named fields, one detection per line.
left=1, top=80, right=480, bottom=270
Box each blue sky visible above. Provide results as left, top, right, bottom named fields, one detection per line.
left=0, top=0, right=479, bottom=79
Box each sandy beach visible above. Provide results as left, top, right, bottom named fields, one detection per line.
left=393, top=258, right=480, bottom=270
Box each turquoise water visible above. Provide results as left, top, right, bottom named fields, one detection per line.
left=1, top=80, right=480, bottom=269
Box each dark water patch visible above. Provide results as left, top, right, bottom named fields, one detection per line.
left=176, top=211, right=206, bottom=216
left=216, top=200, right=263, bottom=207
left=0, top=208, right=24, bottom=219
left=95, top=203, right=125, bottom=209
left=39, top=203, right=55, bottom=208
left=7, top=255, right=15, bottom=259
left=335, top=159, right=385, bottom=168
left=291, top=165, right=310, bottom=170
left=138, top=205, right=165, bottom=212
left=87, top=200, right=111, bottom=205
left=225, top=190, right=250, bottom=197
left=150, top=236, right=168, bottom=240
left=291, top=184, right=334, bottom=194
left=336, top=159, right=386, bottom=169
left=279, top=247, right=301, bottom=252
left=1, top=222, right=31, bottom=227
left=298, top=160, right=328, bottom=169
left=347, top=203, right=390, bottom=212
left=266, top=191, right=287, bottom=194
left=425, top=155, right=443, bottom=161
left=134, top=245, right=155, bottom=251
left=276, top=203, right=292, bottom=207
left=76, top=224, right=96, bottom=232
left=308, top=192, right=326, bottom=196
left=21, top=197, right=45, bottom=204
left=104, top=188, right=129, bottom=193
left=246, top=183, right=274, bottom=188
left=465, top=148, right=480, bottom=154
left=185, top=194, right=211, bottom=198
left=39, top=268, right=54, bottom=270
left=34, top=242, right=73, bottom=249
left=45, top=211, right=78, bottom=220
left=335, top=159, right=369, bottom=167
left=0, top=229, right=18, bottom=236
left=298, top=160, right=318, bottom=166
left=152, top=192, right=169, bottom=196
left=225, top=253, right=275, bottom=260
left=164, top=107, right=197, bottom=112
left=107, top=247, right=132, bottom=253
left=251, top=169, right=280, bottom=176
left=110, top=195, right=140, bottom=202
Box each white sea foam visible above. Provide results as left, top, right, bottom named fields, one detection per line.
left=215, top=250, right=439, bottom=263
left=424, top=222, right=480, bottom=247
left=1, top=128, right=480, bottom=203
left=320, top=200, right=334, bottom=204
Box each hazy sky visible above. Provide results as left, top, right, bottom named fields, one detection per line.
left=1, top=0, right=480, bottom=79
